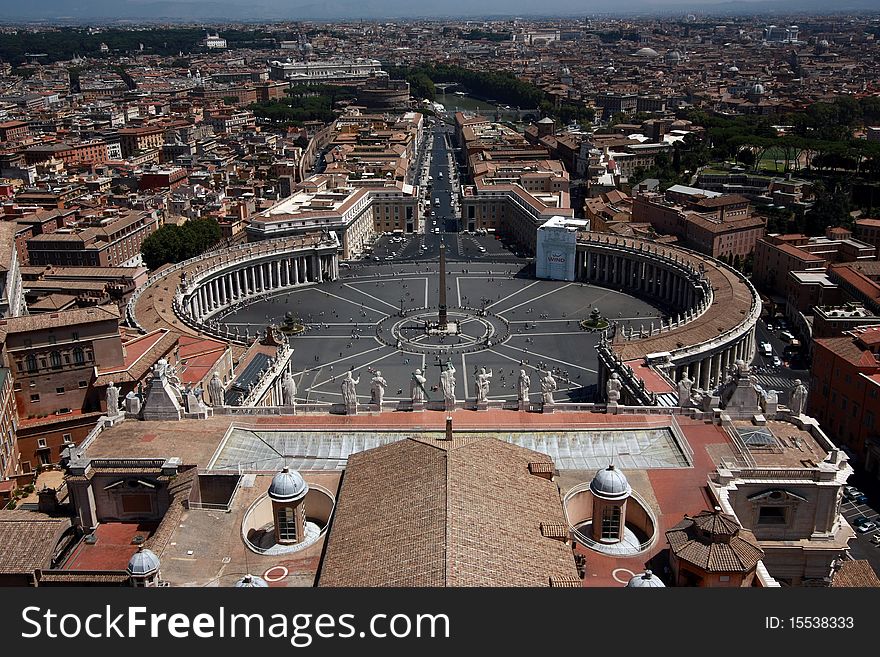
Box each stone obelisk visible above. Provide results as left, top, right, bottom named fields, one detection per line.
left=438, top=241, right=448, bottom=329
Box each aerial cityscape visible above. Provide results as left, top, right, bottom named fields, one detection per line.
left=0, top=7, right=879, bottom=590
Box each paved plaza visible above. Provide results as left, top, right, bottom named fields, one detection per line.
left=219, top=256, right=664, bottom=405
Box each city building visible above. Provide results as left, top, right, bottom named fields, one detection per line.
left=268, top=59, right=383, bottom=84
left=0, top=306, right=128, bottom=472
left=0, top=221, right=25, bottom=317
left=0, top=368, right=19, bottom=481
left=248, top=175, right=418, bottom=258
left=631, top=186, right=766, bottom=260
left=202, top=33, right=227, bottom=50
left=810, top=325, right=880, bottom=479
left=25, top=210, right=159, bottom=268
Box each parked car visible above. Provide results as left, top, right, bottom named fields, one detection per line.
left=844, top=486, right=868, bottom=503
left=761, top=342, right=773, bottom=357
left=772, top=356, right=782, bottom=367
left=779, top=331, right=795, bottom=342
left=854, top=519, right=877, bottom=533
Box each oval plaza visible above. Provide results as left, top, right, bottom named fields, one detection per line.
left=63, top=199, right=861, bottom=591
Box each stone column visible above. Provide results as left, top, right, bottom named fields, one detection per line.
left=258, top=263, right=265, bottom=291
left=713, top=352, right=723, bottom=388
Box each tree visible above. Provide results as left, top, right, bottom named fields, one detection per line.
left=407, top=73, right=435, bottom=102
left=735, top=147, right=755, bottom=168
left=805, top=181, right=852, bottom=235
left=141, top=218, right=222, bottom=270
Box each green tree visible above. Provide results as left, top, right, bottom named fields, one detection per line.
left=408, top=73, right=435, bottom=101
left=141, top=218, right=222, bottom=270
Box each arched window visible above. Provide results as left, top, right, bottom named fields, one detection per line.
left=73, top=347, right=84, bottom=365
left=25, top=354, right=37, bottom=373
left=50, top=351, right=62, bottom=369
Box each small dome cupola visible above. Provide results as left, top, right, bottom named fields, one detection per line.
left=269, top=466, right=309, bottom=546
left=269, top=466, right=308, bottom=503
left=234, top=574, right=269, bottom=587
left=626, top=570, right=666, bottom=587
left=127, top=546, right=160, bottom=576
left=127, top=546, right=161, bottom=586
left=590, top=464, right=632, bottom=500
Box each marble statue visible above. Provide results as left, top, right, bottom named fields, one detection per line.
left=371, top=370, right=387, bottom=406
left=124, top=391, right=141, bottom=415
left=106, top=381, right=120, bottom=417
left=411, top=369, right=427, bottom=403
left=282, top=371, right=297, bottom=406
left=440, top=360, right=456, bottom=404
left=475, top=367, right=492, bottom=403
left=153, top=359, right=169, bottom=382
left=208, top=371, right=225, bottom=407
left=540, top=370, right=557, bottom=405
left=606, top=372, right=622, bottom=403
left=790, top=379, right=808, bottom=416
left=677, top=374, right=693, bottom=408
left=341, top=371, right=360, bottom=409
left=517, top=369, right=531, bottom=404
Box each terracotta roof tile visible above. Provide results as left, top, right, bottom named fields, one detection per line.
left=0, top=511, right=71, bottom=574
left=319, top=437, right=578, bottom=587
left=831, top=560, right=880, bottom=587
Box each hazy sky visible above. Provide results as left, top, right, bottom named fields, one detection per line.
left=0, top=0, right=875, bottom=21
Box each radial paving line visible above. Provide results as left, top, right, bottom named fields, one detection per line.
left=309, top=349, right=400, bottom=390
left=297, top=345, right=387, bottom=375
left=496, top=283, right=575, bottom=314
left=490, top=342, right=598, bottom=374
left=316, top=289, right=386, bottom=314
left=485, top=280, right=541, bottom=309
left=341, top=283, right=401, bottom=310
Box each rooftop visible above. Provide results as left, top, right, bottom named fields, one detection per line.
left=318, top=436, right=578, bottom=587
left=0, top=511, right=71, bottom=575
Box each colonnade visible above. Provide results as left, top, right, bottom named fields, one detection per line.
left=576, top=247, right=703, bottom=310
left=185, top=252, right=338, bottom=322
left=579, top=241, right=760, bottom=400
left=673, top=332, right=756, bottom=391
